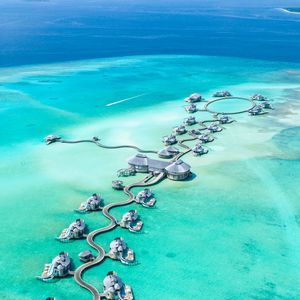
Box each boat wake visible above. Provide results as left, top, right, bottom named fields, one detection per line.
left=105, top=93, right=148, bottom=107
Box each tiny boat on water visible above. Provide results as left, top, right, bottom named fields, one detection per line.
left=37, top=252, right=73, bottom=281
left=103, top=271, right=133, bottom=300
left=107, top=237, right=135, bottom=264
left=56, top=219, right=87, bottom=242
left=119, top=210, right=143, bottom=232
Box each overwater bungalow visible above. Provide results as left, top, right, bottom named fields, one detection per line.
left=184, top=116, right=197, bottom=126
left=173, top=124, right=187, bottom=135
left=45, top=134, right=61, bottom=145
left=192, top=143, right=209, bottom=156
left=217, top=114, right=233, bottom=124
left=251, top=94, right=268, bottom=101
left=184, top=93, right=203, bottom=103
left=213, top=90, right=232, bottom=97
left=78, top=250, right=95, bottom=263
left=119, top=210, right=143, bottom=232
left=165, top=160, right=191, bottom=181
left=135, top=188, right=156, bottom=207
left=76, top=193, right=104, bottom=213
left=158, top=145, right=180, bottom=159
left=56, top=219, right=87, bottom=242
left=108, top=237, right=135, bottom=264
left=198, top=133, right=214, bottom=143
left=37, top=252, right=73, bottom=281
left=112, top=180, right=124, bottom=190
left=185, top=103, right=197, bottom=113
left=207, top=122, right=223, bottom=132
left=162, top=134, right=177, bottom=145
left=260, top=101, right=273, bottom=109
left=188, top=129, right=202, bottom=136
left=249, top=105, right=265, bottom=116
left=103, top=271, right=133, bottom=300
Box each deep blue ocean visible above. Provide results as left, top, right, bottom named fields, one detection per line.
left=1, top=0, right=300, bottom=66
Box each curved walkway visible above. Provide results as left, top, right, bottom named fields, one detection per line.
left=74, top=172, right=165, bottom=300
left=203, top=96, right=256, bottom=115
left=57, top=138, right=158, bottom=154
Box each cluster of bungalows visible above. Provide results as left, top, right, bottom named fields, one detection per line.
left=128, top=153, right=191, bottom=181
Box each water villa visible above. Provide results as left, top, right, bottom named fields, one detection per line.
left=249, top=105, right=265, bottom=116
left=188, top=129, right=202, bottom=136
left=184, top=116, right=197, bottom=126
left=251, top=94, right=268, bottom=101
left=217, top=114, right=232, bottom=124
left=260, top=101, right=273, bottom=109
left=103, top=271, right=133, bottom=300
left=56, top=219, right=87, bottom=242
left=38, top=252, right=72, bottom=281
left=162, top=134, right=177, bottom=145
left=213, top=90, right=232, bottom=97
left=108, top=237, right=135, bottom=264
left=135, top=188, right=156, bottom=207
left=158, top=146, right=180, bottom=159
left=207, top=122, right=223, bottom=133
left=173, top=125, right=187, bottom=135
left=112, top=180, right=124, bottom=190
left=76, top=193, right=103, bottom=213
left=119, top=210, right=143, bottom=232
left=128, top=153, right=191, bottom=180
left=78, top=250, right=95, bottom=263
left=45, top=134, right=61, bottom=145
left=192, top=144, right=209, bottom=156
left=198, top=133, right=214, bottom=143
left=184, top=93, right=203, bottom=103
left=185, top=103, right=197, bottom=113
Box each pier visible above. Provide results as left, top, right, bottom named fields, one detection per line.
left=41, top=91, right=272, bottom=299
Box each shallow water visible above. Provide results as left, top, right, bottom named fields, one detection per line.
left=0, top=55, right=300, bottom=299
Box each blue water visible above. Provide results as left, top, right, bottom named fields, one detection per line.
left=1, top=1, right=300, bottom=66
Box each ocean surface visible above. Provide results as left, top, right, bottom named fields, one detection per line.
left=1, top=2, right=300, bottom=300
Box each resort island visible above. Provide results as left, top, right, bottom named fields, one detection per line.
left=38, top=92, right=273, bottom=300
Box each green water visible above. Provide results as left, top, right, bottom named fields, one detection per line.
left=1, top=55, right=300, bottom=299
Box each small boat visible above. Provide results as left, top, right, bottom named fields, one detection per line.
left=112, top=180, right=124, bottom=190
left=173, top=125, right=187, bottom=135
left=213, top=90, right=231, bottom=97
left=184, top=93, right=202, bottom=103
left=184, top=116, right=197, bottom=126
left=45, top=134, right=61, bottom=145
left=79, top=250, right=95, bottom=263
left=184, top=103, right=197, bottom=113
left=251, top=94, right=268, bottom=101
left=162, top=134, right=177, bottom=145
left=56, top=219, right=87, bottom=242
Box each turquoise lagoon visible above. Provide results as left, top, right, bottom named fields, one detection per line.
left=0, top=55, right=300, bottom=299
